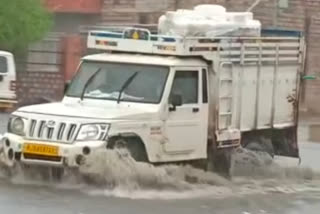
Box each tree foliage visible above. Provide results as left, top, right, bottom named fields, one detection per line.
left=0, top=0, right=52, bottom=51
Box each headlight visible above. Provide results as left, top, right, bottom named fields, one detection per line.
left=9, top=117, right=25, bottom=136
left=76, top=124, right=109, bottom=141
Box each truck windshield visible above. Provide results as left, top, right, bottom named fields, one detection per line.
left=66, top=61, right=169, bottom=104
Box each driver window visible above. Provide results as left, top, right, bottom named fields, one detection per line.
left=170, top=70, right=199, bottom=104
left=0, top=56, right=8, bottom=74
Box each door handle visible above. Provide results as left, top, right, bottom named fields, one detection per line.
left=192, top=108, right=199, bottom=113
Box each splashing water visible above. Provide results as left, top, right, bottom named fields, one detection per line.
left=76, top=149, right=235, bottom=199
left=231, top=147, right=317, bottom=180
left=0, top=144, right=319, bottom=200
left=78, top=149, right=231, bottom=190
left=75, top=148, right=320, bottom=199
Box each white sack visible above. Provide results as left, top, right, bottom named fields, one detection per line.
left=158, top=4, right=261, bottom=37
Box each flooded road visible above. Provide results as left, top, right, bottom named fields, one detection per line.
left=0, top=113, right=320, bottom=214
left=0, top=182, right=319, bottom=214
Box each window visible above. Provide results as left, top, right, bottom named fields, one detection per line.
left=27, top=39, right=61, bottom=72
left=278, top=0, right=289, bottom=9
left=0, top=56, right=8, bottom=73
left=202, top=69, right=208, bottom=103
left=170, top=70, right=199, bottom=104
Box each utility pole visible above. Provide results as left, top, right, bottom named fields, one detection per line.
left=301, top=3, right=311, bottom=107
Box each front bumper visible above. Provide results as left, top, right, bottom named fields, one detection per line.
left=0, top=133, right=106, bottom=168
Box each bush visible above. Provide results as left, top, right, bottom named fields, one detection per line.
left=0, top=0, right=52, bottom=51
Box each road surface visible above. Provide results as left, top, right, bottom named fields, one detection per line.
left=0, top=113, right=320, bottom=214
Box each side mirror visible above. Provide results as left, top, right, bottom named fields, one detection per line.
left=0, top=75, right=3, bottom=82
left=169, top=94, right=182, bottom=111
left=64, top=81, right=70, bottom=94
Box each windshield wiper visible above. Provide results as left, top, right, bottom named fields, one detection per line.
left=80, top=68, right=102, bottom=101
left=117, top=72, right=139, bottom=104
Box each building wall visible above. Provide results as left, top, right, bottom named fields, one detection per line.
left=101, top=0, right=177, bottom=24
left=101, top=0, right=139, bottom=23
left=305, top=17, right=320, bottom=113
left=53, top=14, right=100, bottom=33
left=17, top=72, right=64, bottom=106
left=45, top=0, right=103, bottom=13
left=16, top=36, right=85, bottom=107
left=14, top=0, right=99, bottom=106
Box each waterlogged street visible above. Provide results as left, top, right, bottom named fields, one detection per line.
left=0, top=113, right=320, bottom=214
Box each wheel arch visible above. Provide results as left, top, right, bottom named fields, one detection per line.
left=107, top=132, right=150, bottom=161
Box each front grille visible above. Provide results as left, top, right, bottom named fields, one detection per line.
left=28, top=119, right=78, bottom=143
left=23, top=153, right=62, bottom=162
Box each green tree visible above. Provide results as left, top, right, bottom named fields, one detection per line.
left=0, top=0, right=52, bottom=51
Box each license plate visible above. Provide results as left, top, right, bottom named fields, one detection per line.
left=23, top=143, right=59, bottom=157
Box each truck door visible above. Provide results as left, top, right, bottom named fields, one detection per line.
left=0, top=53, right=16, bottom=101
left=164, top=68, right=208, bottom=155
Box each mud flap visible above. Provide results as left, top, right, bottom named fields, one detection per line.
left=209, top=147, right=232, bottom=179
left=272, top=128, right=300, bottom=159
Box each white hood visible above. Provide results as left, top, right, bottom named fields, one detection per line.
left=17, top=102, right=158, bottom=120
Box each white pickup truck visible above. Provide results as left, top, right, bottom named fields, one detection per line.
left=0, top=51, right=16, bottom=111
left=0, top=27, right=305, bottom=176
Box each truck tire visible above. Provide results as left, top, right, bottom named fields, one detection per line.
left=110, top=137, right=149, bottom=162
